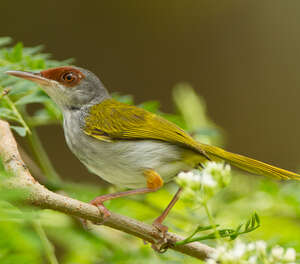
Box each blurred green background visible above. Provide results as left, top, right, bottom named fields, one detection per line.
left=1, top=0, right=300, bottom=183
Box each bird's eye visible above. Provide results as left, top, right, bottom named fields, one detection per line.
left=62, top=72, right=77, bottom=83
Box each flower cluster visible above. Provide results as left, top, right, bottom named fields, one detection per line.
left=207, top=239, right=297, bottom=264
left=176, top=161, right=231, bottom=203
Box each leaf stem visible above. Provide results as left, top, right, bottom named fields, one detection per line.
left=203, top=202, right=220, bottom=241
left=26, top=128, right=61, bottom=182
left=3, top=95, right=31, bottom=134
left=33, top=221, right=59, bottom=264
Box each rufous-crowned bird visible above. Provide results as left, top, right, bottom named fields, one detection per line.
left=7, top=67, right=300, bottom=235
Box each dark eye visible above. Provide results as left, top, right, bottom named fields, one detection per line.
left=62, top=72, right=77, bottom=83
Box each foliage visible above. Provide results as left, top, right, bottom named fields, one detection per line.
left=0, top=37, right=300, bottom=263
left=177, top=213, right=260, bottom=245
left=0, top=37, right=71, bottom=135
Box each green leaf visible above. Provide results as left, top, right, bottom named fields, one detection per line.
left=44, top=100, right=62, bottom=121
left=0, top=37, right=12, bottom=47
left=14, top=92, right=49, bottom=105
left=112, top=93, right=134, bottom=105
left=160, top=113, right=186, bottom=128
left=7, top=81, right=36, bottom=95
left=139, top=100, right=160, bottom=113
left=23, top=45, right=44, bottom=55
left=176, top=212, right=260, bottom=245
left=235, top=223, right=244, bottom=234
left=195, top=224, right=220, bottom=232
left=0, top=108, right=18, bottom=121
left=11, top=42, right=23, bottom=62
left=255, top=212, right=260, bottom=225
left=28, top=108, right=59, bottom=127
left=10, top=126, right=27, bottom=137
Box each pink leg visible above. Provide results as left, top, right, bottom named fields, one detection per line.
left=89, top=187, right=159, bottom=222
left=149, top=187, right=183, bottom=253
left=152, top=187, right=183, bottom=233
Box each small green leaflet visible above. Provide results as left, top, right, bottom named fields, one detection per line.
left=0, top=37, right=12, bottom=47
left=10, top=126, right=26, bottom=137
left=0, top=108, right=18, bottom=121
left=14, top=91, right=49, bottom=105
left=176, top=212, right=260, bottom=246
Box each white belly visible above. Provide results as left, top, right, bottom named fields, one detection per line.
left=80, top=139, right=188, bottom=188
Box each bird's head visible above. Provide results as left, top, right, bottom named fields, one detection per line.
left=6, top=66, right=110, bottom=110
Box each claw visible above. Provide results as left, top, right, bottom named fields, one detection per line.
left=93, top=202, right=111, bottom=224
left=152, top=220, right=168, bottom=235
left=80, top=200, right=112, bottom=229
left=150, top=221, right=170, bottom=253
left=151, top=235, right=173, bottom=253
left=151, top=243, right=169, bottom=253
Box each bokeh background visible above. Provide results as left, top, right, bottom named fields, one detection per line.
left=1, top=0, right=300, bottom=181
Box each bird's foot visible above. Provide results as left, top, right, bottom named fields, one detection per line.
left=153, top=219, right=168, bottom=234
left=150, top=220, right=172, bottom=253
left=91, top=200, right=112, bottom=224
left=81, top=197, right=112, bottom=229
left=145, top=188, right=183, bottom=253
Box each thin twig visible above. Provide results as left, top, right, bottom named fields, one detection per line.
left=4, top=95, right=31, bottom=134
left=0, top=119, right=215, bottom=260
left=33, top=221, right=59, bottom=264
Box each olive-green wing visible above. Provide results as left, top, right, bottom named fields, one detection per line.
left=83, top=99, right=300, bottom=181
left=83, top=99, right=208, bottom=157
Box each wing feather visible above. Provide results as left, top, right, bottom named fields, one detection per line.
left=84, top=99, right=208, bottom=157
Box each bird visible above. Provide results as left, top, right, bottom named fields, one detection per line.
left=6, top=66, right=300, bottom=234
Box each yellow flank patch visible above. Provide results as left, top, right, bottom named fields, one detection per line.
left=182, top=149, right=208, bottom=167
left=144, top=169, right=164, bottom=189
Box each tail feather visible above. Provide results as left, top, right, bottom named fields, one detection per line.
left=198, top=143, right=300, bottom=180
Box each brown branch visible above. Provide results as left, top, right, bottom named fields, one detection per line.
left=0, top=119, right=215, bottom=260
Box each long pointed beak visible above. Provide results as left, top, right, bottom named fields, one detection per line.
left=5, top=70, right=52, bottom=86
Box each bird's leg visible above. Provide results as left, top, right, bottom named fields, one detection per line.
left=149, top=186, right=183, bottom=253
left=144, top=170, right=185, bottom=253
left=89, top=187, right=159, bottom=223
left=152, top=187, right=183, bottom=233
left=85, top=169, right=163, bottom=226
left=145, top=170, right=183, bottom=234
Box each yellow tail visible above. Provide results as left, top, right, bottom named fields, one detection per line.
left=198, top=143, right=300, bottom=180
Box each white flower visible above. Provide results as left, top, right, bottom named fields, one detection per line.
left=176, top=162, right=231, bottom=189
left=203, top=161, right=231, bottom=187
left=231, top=240, right=246, bottom=258
left=248, top=255, right=257, bottom=264
left=210, top=240, right=248, bottom=262
left=176, top=171, right=201, bottom=187
left=217, top=245, right=227, bottom=255
left=221, top=251, right=236, bottom=262
left=177, top=171, right=194, bottom=183
left=247, top=242, right=256, bottom=251
left=283, top=248, right=296, bottom=262
left=210, top=245, right=227, bottom=260
left=255, top=240, right=267, bottom=255
left=207, top=239, right=298, bottom=264
left=271, top=246, right=284, bottom=260
left=176, top=162, right=231, bottom=204
left=206, top=259, right=217, bottom=264
left=200, top=172, right=217, bottom=187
